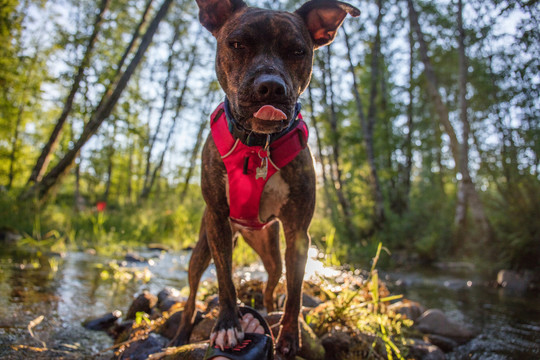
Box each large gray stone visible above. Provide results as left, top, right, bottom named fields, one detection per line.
left=415, top=309, right=475, bottom=344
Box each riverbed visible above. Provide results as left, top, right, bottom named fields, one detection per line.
left=0, top=246, right=538, bottom=359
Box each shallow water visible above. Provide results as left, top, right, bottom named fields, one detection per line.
left=1, top=245, right=539, bottom=359
left=384, top=268, right=540, bottom=359
left=0, top=246, right=205, bottom=359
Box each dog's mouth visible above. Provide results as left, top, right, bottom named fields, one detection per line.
left=235, top=102, right=294, bottom=134
left=253, top=105, right=287, bottom=121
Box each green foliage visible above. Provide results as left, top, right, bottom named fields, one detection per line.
left=307, top=244, right=413, bottom=360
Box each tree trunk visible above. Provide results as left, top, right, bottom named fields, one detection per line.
left=141, top=38, right=198, bottom=199
left=407, top=0, right=491, bottom=242
left=343, top=11, right=385, bottom=227
left=102, top=122, right=118, bottom=202
left=27, top=0, right=111, bottom=185
left=364, top=0, right=385, bottom=225
left=7, top=104, right=24, bottom=189
left=21, top=0, right=174, bottom=201
left=180, top=86, right=216, bottom=202
left=307, top=84, right=333, bottom=218
left=404, top=20, right=415, bottom=211
left=454, top=0, right=470, bottom=243
left=142, top=19, right=180, bottom=193
left=321, top=47, right=356, bottom=240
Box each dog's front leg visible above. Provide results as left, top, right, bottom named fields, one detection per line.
left=205, top=208, right=243, bottom=349
left=276, top=223, right=310, bottom=359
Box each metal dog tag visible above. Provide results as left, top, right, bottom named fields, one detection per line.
left=256, top=157, right=268, bottom=180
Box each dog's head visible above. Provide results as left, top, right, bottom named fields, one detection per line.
left=196, top=0, right=359, bottom=134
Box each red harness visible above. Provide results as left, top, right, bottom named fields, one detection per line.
left=210, top=102, right=309, bottom=229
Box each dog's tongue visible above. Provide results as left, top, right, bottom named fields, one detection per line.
left=253, top=105, right=287, bottom=121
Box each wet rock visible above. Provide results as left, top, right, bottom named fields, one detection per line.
left=85, top=248, right=97, bottom=255
left=298, top=316, right=325, bottom=360
left=497, top=269, right=531, bottom=293
left=189, top=317, right=216, bottom=343
left=266, top=311, right=283, bottom=337
left=125, top=252, right=146, bottom=263
left=302, top=293, right=323, bottom=308
left=126, top=290, right=158, bottom=320
left=83, top=310, right=122, bottom=331
left=159, top=311, right=204, bottom=340
left=415, top=309, right=475, bottom=344
left=320, top=331, right=351, bottom=360
left=157, top=287, right=185, bottom=312
left=205, top=294, right=219, bottom=312
left=426, top=334, right=459, bottom=352
left=0, top=227, right=21, bottom=243
left=388, top=300, right=425, bottom=321
left=110, top=320, right=134, bottom=342
left=159, top=311, right=184, bottom=339
left=408, top=339, right=445, bottom=360
left=148, top=243, right=170, bottom=252
left=117, top=333, right=168, bottom=360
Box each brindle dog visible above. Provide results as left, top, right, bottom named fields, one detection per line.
left=172, top=1, right=359, bottom=358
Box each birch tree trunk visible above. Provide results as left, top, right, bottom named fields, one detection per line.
left=407, top=0, right=491, bottom=242
left=21, top=0, right=174, bottom=201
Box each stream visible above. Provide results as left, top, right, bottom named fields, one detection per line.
left=0, top=245, right=538, bottom=359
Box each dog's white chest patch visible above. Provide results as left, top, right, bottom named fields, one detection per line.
left=259, top=172, right=289, bottom=222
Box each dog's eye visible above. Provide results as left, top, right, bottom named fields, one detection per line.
left=293, top=49, right=306, bottom=57
left=230, top=41, right=245, bottom=50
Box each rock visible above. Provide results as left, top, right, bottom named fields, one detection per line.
left=426, top=334, right=459, bottom=352
left=205, top=294, right=219, bottom=312
left=497, top=269, right=531, bottom=293
left=0, top=227, right=21, bottom=243
left=320, top=331, right=351, bottom=360
left=189, top=317, right=216, bottom=343
left=126, top=290, right=158, bottom=320
left=159, top=311, right=204, bottom=340
left=110, top=320, right=134, bottom=342
left=157, top=287, right=185, bottom=312
left=388, top=300, right=425, bottom=321
left=159, top=311, right=184, bottom=339
left=408, top=339, right=445, bottom=360
left=302, top=293, right=323, bottom=308
left=298, top=316, right=325, bottom=360
left=117, top=333, right=168, bottom=360
left=415, top=309, right=475, bottom=344
left=125, top=252, right=146, bottom=263
left=148, top=243, right=170, bottom=252
left=83, top=310, right=122, bottom=331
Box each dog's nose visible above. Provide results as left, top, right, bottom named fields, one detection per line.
left=254, top=74, right=287, bottom=100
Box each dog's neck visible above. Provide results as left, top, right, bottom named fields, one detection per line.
left=223, top=98, right=302, bottom=147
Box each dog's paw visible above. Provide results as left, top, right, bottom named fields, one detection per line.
left=275, top=329, right=300, bottom=359
left=209, top=316, right=244, bottom=350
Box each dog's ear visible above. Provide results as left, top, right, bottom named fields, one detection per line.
left=195, top=0, right=247, bottom=35
left=296, top=0, right=360, bottom=49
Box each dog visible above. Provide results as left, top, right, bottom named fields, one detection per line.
left=172, top=1, right=359, bottom=358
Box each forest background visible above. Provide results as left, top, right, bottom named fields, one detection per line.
left=0, top=0, right=538, bottom=273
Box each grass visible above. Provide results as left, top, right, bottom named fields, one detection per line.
left=306, top=243, right=413, bottom=360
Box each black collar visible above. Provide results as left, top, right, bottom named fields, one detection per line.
left=224, top=98, right=301, bottom=147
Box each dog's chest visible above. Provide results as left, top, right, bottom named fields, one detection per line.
left=224, top=172, right=290, bottom=222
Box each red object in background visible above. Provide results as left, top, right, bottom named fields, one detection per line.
left=96, top=201, right=107, bottom=212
